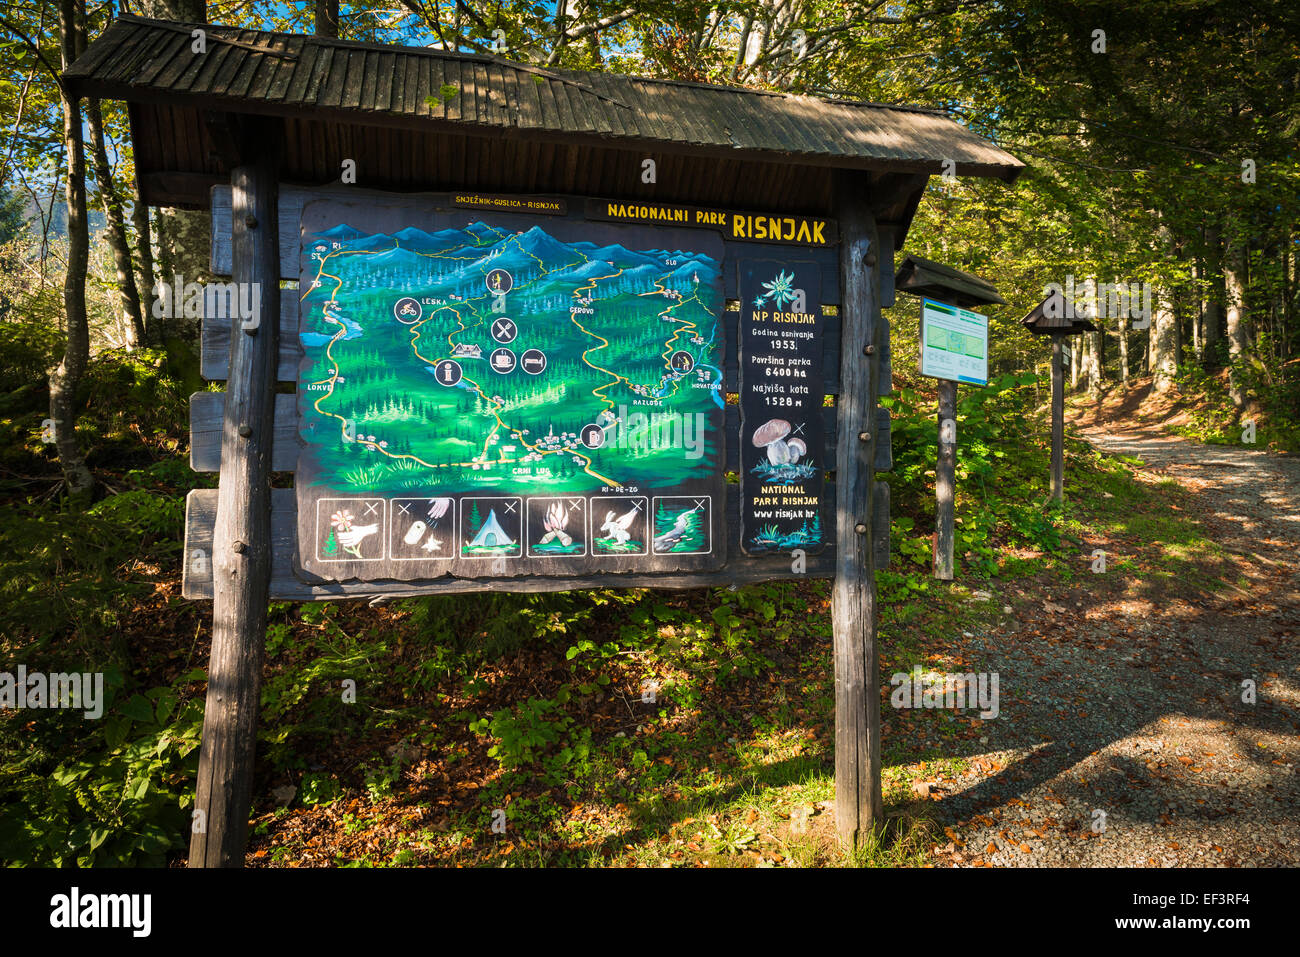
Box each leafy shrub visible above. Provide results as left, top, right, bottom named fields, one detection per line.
left=0, top=285, right=62, bottom=392
left=0, top=671, right=205, bottom=867
left=0, top=490, right=181, bottom=642
left=879, top=371, right=1063, bottom=582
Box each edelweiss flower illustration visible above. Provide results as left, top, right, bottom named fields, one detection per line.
left=753, top=270, right=798, bottom=309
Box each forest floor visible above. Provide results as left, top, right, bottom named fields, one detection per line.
left=921, top=411, right=1299, bottom=867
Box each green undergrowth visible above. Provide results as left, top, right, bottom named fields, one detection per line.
left=0, top=352, right=206, bottom=866
left=1166, top=361, right=1300, bottom=453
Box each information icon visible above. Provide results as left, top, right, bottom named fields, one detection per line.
left=394, top=297, right=422, bottom=323
left=581, top=424, right=605, bottom=449
left=669, top=350, right=695, bottom=373
left=521, top=349, right=547, bottom=375
left=433, top=359, right=462, bottom=386
left=490, top=317, right=518, bottom=343
left=489, top=348, right=517, bottom=373
left=485, top=268, right=513, bottom=294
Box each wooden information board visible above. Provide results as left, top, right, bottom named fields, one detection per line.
left=183, top=185, right=861, bottom=600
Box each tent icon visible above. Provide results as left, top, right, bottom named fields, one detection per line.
left=468, top=508, right=515, bottom=548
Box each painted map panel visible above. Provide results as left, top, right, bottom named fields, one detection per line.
left=295, top=197, right=726, bottom=581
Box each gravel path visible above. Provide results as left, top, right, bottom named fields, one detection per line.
left=925, top=427, right=1299, bottom=867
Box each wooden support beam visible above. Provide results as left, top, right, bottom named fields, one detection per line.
left=872, top=481, right=890, bottom=569
left=203, top=112, right=245, bottom=171
left=1050, top=335, right=1064, bottom=503
left=933, top=378, right=957, bottom=580
left=189, top=392, right=301, bottom=472
left=189, top=120, right=281, bottom=868
left=200, top=295, right=300, bottom=382
left=831, top=169, right=883, bottom=846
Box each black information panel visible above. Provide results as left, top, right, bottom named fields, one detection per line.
left=296, top=196, right=727, bottom=581
left=738, top=260, right=827, bottom=554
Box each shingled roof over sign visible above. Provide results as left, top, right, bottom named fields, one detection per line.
left=68, top=15, right=1023, bottom=172
left=65, top=15, right=1023, bottom=222
left=895, top=254, right=1007, bottom=309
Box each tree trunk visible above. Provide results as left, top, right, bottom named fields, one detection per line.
left=132, top=199, right=157, bottom=342
left=140, top=0, right=205, bottom=18
left=1202, top=223, right=1225, bottom=368
left=1224, top=231, right=1249, bottom=408
left=1191, top=259, right=1202, bottom=360
left=51, top=0, right=93, bottom=501
left=86, top=99, right=144, bottom=349
left=1152, top=288, right=1178, bottom=392
left=140, top=0, right=209, bottom=345
left=315, top=0, right=339, bottom=36
left=1070, top=333, right=1081, bottom=389
left=1085, top=326, right=1102, bottom=395
left=1174, top=246, right=1186, bottom=369
left=1118, top=315, right=1129, bottom=383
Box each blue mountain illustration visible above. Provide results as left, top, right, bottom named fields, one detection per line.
left=555, top=259, right=625, bottom=281
left=621, top=263, right=667, bottom=284
left=508, top=225, right=582, bottom=265
left=317, top=223, right=365, bottom=240
left=392, top=226, right=446, bottom=245
left=669, top=260, right=713, bottom=283
left=344, top=232, right=398, bottom=251
left=429, top=227, right=480, bottom=245
left=365, top=246, right=427, bottom=268
left=583, top=243, right=664, bottom=269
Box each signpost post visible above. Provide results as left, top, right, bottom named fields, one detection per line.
left=1051, top=337, right=1065, bottom=501
left=190, top=118, right=281, bottom=867
left=1021, top=292, right=1095, bottom=503
left=67, top=15, right=1024, bottom=863
left=895, top=258, right=1005, bottom=581
left=920, top=298, right=989, bottom=580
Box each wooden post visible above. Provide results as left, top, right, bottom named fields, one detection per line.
left=832, top=170, right=883, bottom=845
left=189, top=120, right=281, bottom=867
left=933, top=378, right=957, bottom=580
left=1050, top=335, right=1064, bottom=503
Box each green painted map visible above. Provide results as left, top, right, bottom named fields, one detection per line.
left=295, top=199, right=726, bottom=581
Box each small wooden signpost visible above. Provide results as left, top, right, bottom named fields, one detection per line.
left=67, top=15, right=1022, bottom=864
left=1021, top=291, right=1095, bottom=502
left=894, top=257, right=1004, bottom=580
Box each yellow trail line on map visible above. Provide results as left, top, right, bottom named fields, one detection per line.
left=655, top=283, right=712, bottom=400
left=301, top=233, right=708, bottom=490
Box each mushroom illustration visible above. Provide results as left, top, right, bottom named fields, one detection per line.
left=786, top=437, right=807, bottom=463
left=752, top=418, right=793, bottom=464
